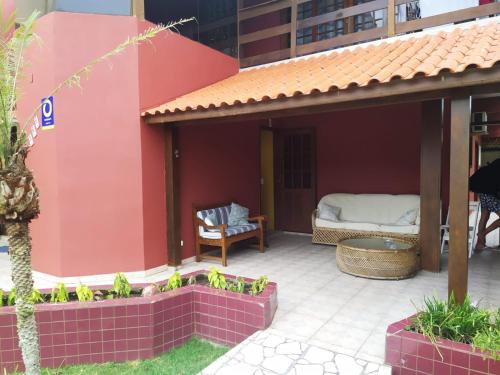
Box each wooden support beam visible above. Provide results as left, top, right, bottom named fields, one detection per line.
left=131, top=0, right=145, bottom=20
left=290, top=0, right=298, bottom=58
left=165, top=127, right=182, bottom=267
left=387, top=0, right=395, bottom=36
left=448, top=94, right=471, bottom=303
left=420, top=100, right=443, bottom=272
left=344, top=0, right=354, bottom=34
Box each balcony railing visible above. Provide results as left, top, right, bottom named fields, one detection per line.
left=237, top=0, right=500, bottom=68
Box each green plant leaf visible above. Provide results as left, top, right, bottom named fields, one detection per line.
left=76, top=284, right=93, bottom=302
left=113, top=272, right=131, bottom=298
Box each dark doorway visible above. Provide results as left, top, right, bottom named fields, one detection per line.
left=275, top=128, right=316, bottom=233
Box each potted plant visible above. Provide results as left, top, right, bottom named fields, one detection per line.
left=385, top=295, right=499, bottom=374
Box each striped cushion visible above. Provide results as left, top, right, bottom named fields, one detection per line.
left=197, top=206, right=231, bottom=225
left=199, top=223, right=259, bottom=239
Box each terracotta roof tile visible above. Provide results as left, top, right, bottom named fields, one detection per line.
left=143, top=20, right=500, bottom=117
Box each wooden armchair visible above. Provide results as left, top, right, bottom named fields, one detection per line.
left=193, top=203, right=266, bottom=266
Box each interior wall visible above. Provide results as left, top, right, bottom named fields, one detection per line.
left=179, top=103, right=425, bottom=260
left=178, top=121, right=262, bottom=259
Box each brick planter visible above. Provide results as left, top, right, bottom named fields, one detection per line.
left=385, top=317, right=500, bottom=375
left=0, top=271, right=277, bottom=373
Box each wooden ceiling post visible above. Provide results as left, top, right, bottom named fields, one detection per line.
left=448, top=94, right=471, bottom=303
left=165, top=126, right=182, bottom=267
left=420, top=99, right=443, bottom=272
left=131, top=0, right=145, bottom=20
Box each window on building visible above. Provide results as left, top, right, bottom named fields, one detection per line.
left=297, top=0, right=344, bottom=46
left=144, top=0, right=237, bottom=58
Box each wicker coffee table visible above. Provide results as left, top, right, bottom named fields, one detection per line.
left=336, top=237, right=419, bottom=280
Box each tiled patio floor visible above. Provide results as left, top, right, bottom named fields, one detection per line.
left=1, top=232, right=499, bottom=365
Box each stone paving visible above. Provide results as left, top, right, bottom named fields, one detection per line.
left=199, top=330, right=391, bottom=375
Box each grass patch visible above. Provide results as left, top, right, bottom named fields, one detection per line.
left=7, top=338, right=228, bottom=375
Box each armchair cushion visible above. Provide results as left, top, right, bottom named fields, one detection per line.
left=200, top=223, right=259, bottom=239
left=228, top=202, right=250, bottom=226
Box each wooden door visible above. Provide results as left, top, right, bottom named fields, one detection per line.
left=275, top=128, right=316, bottom=233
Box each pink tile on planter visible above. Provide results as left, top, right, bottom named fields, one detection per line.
left=114, top=306, right=127, bottom=317
left=114, top=351, right=128, bottom=362
left=102, top=317, right=115, bottom=330
left=64, top=320, right=78, bottom=333
left=450, top=365, right=468, bottom=375
left=115, top=340, right=127, bottom=352
left=469, top=353, right=489, bottom=373
left=51, top=310, right=64, bottom=322
left=127, top=350, right=140, bottom=361
left=402, top=354, right=417, bottom=369
left=402, top=338, right=419, bottom=355
left=38, top=322, right=51, bottom=334
left=417, top=342, right=435, bottom=360
left=52, top=322, right=65, bottom=334
left=452, top=350, right=469, bottom=368
left=386, top=334, right=401, bottom=352
left=400, top=368, right=416, bottom=375
left=76, top=309, right=90, bottom=320
left=78, top=343, right=91, bottom=356
left=89, top=318, right=102, bottom=330
left=102, top=341, right=114, bottom=353
left=433, top=361, right=451, bottom=375
left=435, top=347, right=452, bottom=363
left=88, top=308, right=101, bottom=319
left=66, top=332, right=78, bottom=345
left=77, top=331, right=90, bottom=344
left=63, top=309, right=77, bottom=321
left=101, top=307, right=115, bottom=318
left=66, top=344, right=78, bottom=357
left=417, top=357, right=433, bottom=373
left=489, top=358, right=500, bottom=374
left=40, top=345, right=53, bottom=358
left=52, top=333, right=65, bottom=346
left=386, top=349, right=401, bottom=366
left=77, top=319, right=90, bottom=332
left=37, top=311, right=52, bottom=323
left=103, top=352, right=115, bottom=363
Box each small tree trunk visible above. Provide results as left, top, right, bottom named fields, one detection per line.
left=6, top=222, right=40, bottom=375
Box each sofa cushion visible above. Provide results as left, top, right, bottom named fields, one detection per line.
left=318, top=193, right=420, bottom=225
left=228, top=202, right=250, bottom=226
left=315, top=218, right=419, bottom=235
left=200, top=223, right=259, bottom=239
left=318, top=203, right=341, bottom=222
left=395, top=209, right=418, bottom=225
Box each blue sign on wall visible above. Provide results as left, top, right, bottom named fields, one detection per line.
left=41, top=96, right=55, bottom=130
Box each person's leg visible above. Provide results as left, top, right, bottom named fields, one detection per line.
left=475, top=209, right=490, bottom=250
left=481, top=211, right=500, bottom=238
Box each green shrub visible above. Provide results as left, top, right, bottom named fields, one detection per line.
left=50, top=283, right=69, bottom=303
left=76, top=284, right=94, bottom=302
left=113, top=272, right=132, bottom=298
left=226, top=277, right=245, bottom=293
left=30, top=289, right=44, bottom=304
left=208, top=268, right=226, bottom=290
left=250, top=276, right=268, bottom=296
left=7, top=289, right=15, bottom=306
left=411, top=295, right=499, bottom=360
left=165, top=272, right=182, bottom=291
left=0, top=289, right=3, bottom=307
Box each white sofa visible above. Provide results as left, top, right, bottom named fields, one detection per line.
left=312, top=193, right=420, bottom=245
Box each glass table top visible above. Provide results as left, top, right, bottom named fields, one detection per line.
left=340, top=237, right=413, bottom=251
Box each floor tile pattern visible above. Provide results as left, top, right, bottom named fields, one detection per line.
left=199, top=330, right=391, bottom=375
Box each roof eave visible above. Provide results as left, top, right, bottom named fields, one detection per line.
left=145, top=66, right=500, bottom=125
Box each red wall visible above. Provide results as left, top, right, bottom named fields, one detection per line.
left=274, top=103, right=423, bottom=197
left=178, top=122, right=262, bottom=259
left=16, top=12, right=239, bottom=277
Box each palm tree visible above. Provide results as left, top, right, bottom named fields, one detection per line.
left=0, top=5, right=191, bottom=374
